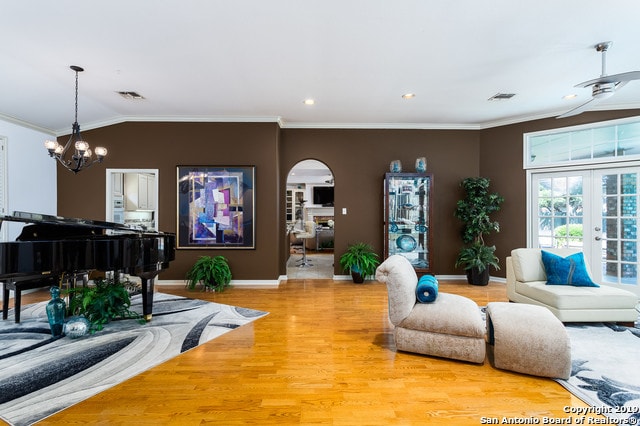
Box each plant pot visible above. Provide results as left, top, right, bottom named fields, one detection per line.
left=466, top=267, right=490, bottom=286
left=351, top=270, right=364, bottom=284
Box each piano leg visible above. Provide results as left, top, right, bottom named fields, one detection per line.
left=140, top=277, right=155, bottom=321
left=2, top=283, right=8, bottom=320
left=14, top=287, right=22, bottom=323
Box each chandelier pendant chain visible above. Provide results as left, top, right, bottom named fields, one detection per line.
left=74, top=68, right=79, bottom=129
left=43, top=65, right=107, bottom=174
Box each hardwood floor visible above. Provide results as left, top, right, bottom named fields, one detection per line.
left=8, top=279, right=597, bottom=425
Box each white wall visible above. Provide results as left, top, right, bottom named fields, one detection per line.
left=0, top=118, right=57, bottom=241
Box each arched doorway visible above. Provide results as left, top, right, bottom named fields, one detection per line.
left=286, top=159, right=334, bottom=279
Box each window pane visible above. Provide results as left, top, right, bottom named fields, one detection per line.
left=604, top=218, right=618, bottom=236
left=606, top=240, right=618, bottom=259
left=621, top=196, right=636, bottom=217
left=552, top=179, right=567, bottom=197
left=568, top=176, right=582, bottom=195
left=604, top=262, right=618, bottom=278
left=621, top=173, right=637, bottom=194
left=605, top=197, right=618, bottom=216
left=569, top=196, right=582, bottom=216
left=617, top=122, right=640, bottom=144
left=602, top=174, right=618, bottom=195
left=622, top=263, right=637, bottom=283
left=622, top=218, right=637, bottom=240
left=539, top=198, right=552, bottom=216
left=525, top=118, right=640, bottom=168
left=622, top=241, right=637, bottom=262
left=571, top=129, right=592, bottom=159
left=552, top=197, right=566, bottom=215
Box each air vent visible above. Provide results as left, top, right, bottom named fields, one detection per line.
left=488, top=93, right=516, bottom=101
left=117, top=91, right=145, bottom=100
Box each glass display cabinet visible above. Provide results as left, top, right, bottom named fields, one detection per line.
left=384, top=172, right=433, bottom=275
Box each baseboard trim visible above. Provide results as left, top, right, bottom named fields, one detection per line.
left=436, top=274, right=506, bottom=283
left=156, top=279, right=281, bottom=288
left=333, top=274, right=352, bottom=281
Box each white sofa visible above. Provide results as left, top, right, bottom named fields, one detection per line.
left=506, top=248, right=638, bottom=323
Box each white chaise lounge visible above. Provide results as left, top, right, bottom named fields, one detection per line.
left=506, top=248, right=638, bottom=323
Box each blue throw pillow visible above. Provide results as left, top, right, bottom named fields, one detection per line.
left=540, top=250, right=599, bottom=287
left=415, top=274, right=438, bottom=303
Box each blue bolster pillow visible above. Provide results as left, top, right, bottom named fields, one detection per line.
left=416, top=275, right=438, bottom=303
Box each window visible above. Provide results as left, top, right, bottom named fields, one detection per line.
left=525, top=117, right=640, bottom=168
left=525, top=117, right=640, bottom=295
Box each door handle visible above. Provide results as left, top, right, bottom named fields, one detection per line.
left=595, top=236, right=602, bottom=241
left=594, top=226, right=601, bottom=231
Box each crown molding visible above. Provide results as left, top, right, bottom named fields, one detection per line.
left=0, top=113, right=55, bottom=135
left=53, top=115, right=284, bottom=136
left=14, top=101, right=640, bottom=137
left=279, top=121, right=481, bottom=130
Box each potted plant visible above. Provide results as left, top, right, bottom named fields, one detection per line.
left=454, top=177, right=504, bottom=285
left=339, top=242, right=380, bottom=283
left=66, top=276, right=143, bottom=333
left=454, top=243, right=501, bottom=285
left=185, top=255, right=232, bottom=292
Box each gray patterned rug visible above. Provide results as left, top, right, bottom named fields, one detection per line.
left=556, top=322, right=640, bottom=423
left=480, top=307, right=640, bottom=421
left=0, top=293, right=268, bottom=426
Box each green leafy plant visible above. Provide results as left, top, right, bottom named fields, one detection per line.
left=185, top=255, right=232, bottom=292
left=454, top=242, right=500, bottom=273
left=339, top=242, right=380, bottom=283
left=66, top=277, right=143, bottom=333
left=454, top=177, right=504, bottom=282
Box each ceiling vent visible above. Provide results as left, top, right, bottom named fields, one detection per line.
left=488, top=93, right=516, bottom=101
left=117, top=91, right=145, bottom=100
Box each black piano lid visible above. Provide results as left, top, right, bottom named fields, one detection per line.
left=1, top=211, right=141, bottom=233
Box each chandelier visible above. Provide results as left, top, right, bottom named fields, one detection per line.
left=44, top=65, right=107, bottom=174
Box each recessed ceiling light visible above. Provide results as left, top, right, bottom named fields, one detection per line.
left=563, top=94, right=578, bottom=100
left=402, top=93, right=416, bottom=99
left=303, top=99, right=315, bottom=106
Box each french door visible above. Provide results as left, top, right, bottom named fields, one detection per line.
left=531, top=167, right=640, bottom=295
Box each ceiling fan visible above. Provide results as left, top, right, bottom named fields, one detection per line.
left=557, top=41, right=640, bottom=119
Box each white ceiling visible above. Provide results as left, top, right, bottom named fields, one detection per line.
left=2, top=0, right=640, bottom=136
left=288, top=160, right=333, bottom=185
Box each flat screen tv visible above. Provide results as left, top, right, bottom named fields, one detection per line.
left=313, top=186, right=334, bottom=206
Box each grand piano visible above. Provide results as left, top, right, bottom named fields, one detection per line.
left=1, top=211, right=175, bottom=323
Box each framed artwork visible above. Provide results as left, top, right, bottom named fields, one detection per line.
left=177, top=166, right=255, bottom=249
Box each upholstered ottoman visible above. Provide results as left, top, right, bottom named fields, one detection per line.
left=486, top=302, right=571, bottom=379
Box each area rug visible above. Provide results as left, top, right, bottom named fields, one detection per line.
left=555, top=322, right=640, bottom=423
left=0, top=293, right=268, bottom=426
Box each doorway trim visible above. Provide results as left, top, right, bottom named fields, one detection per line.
left=105, top=168, right=159, bottom=227
left=285, top=159, right=335, bottom=280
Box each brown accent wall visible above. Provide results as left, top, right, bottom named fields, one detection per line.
left=55, top=110, right=640, bottom=280
left=56, top=121, right=282, bottom=281
left=280, top=128, right=480, bottom=276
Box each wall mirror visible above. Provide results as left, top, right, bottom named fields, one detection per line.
left=105, top=168, right=159, bottom=231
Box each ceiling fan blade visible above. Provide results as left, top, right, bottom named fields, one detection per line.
left=575, top=70, right=640, bottom=88
left=616, top=80, right=629, bottom=90
left=556, top=97, right=599, bottom=119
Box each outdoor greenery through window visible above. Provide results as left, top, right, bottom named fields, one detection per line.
left=526, top=117, right=640, bottom=168
left=537, top=176, right=583, bottom=248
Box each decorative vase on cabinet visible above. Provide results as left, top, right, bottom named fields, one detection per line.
left=383, top=172, right=433, bottom=275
